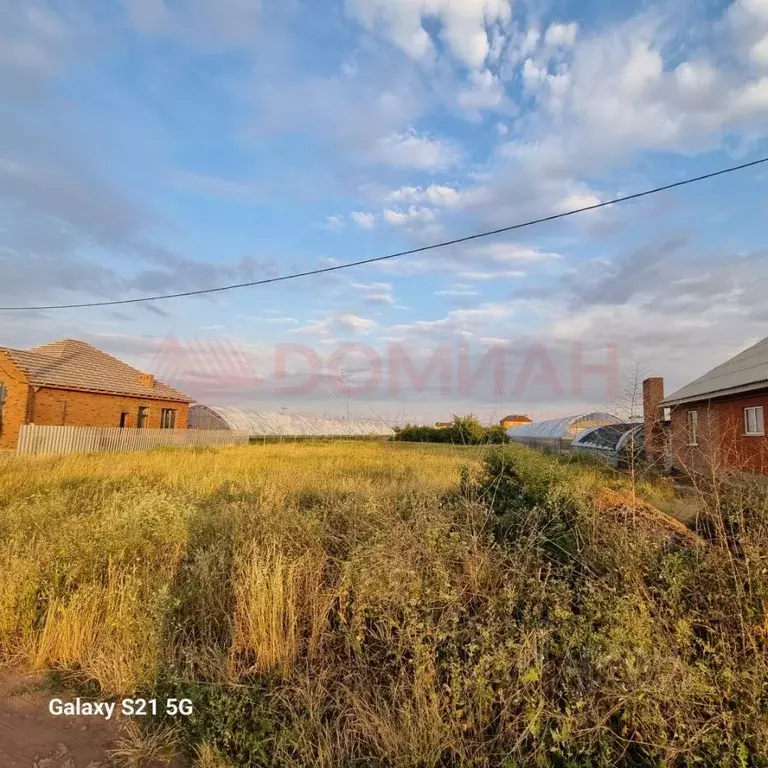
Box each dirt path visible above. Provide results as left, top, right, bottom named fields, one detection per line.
left=0, top=671, right=119, bottom=768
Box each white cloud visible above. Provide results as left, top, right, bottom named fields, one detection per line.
left=529, top=8, right=768, bottom=157
left=751, top=35, right=768, bottom=67
left=344, top=0, right=512, bottom=69
left=455, top=1, right=768, bottom=232
left=365, top=292, right=396, bottom=305
left=352, top=282, right=393, bottom=292
left=544, top=22, right=578, bottom=48
left=522, top=58, right=548, bottom=91
left=351, top=211, right=376, bottom=228
left=458, top=269, right=526, bottom=280
left=389, top=301, right=515, bottom=337
left=291, top=319, right=332, bottom=336
left=507, top=27, right=541, bottom=66
left=387, top=184, right=461, bottom=206
left=373, top=129, right=462, bottom=170
left=435, top=285, right=480, bottom=296
left=325, top=215, right=346, bottom=230
left=467, top=242, right=563, bottom=265
left=292, top=312, right=378, bottom=337
left=457, top=69, right=504, bottom=113
left=559, top=192, right=601, bottom=212
left=337, top=313, right=378, bottom=334
left=383, top=206, right=437, bottom=226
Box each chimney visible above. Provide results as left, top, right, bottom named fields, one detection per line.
left=138, top=373, right=155, bottom=389
left=642, top=377, right=665, bottom=464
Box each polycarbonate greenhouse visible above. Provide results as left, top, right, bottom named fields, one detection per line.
left=189, top=405, right=396, bottom=439
left=505, top=412, right=620, bottom=452
left=570, top=422, right=644, bottom=468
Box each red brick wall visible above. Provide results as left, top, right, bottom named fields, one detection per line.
left=31, top=388, right=189, bottom=432
left=0, top=350, right=30, bottom=451
left=668, top=391, right=768, bottom=475
left=642, top=377, right=665, bottom=466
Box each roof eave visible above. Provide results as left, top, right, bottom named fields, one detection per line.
left=661, top=379, right=768, bottom=408
left=28, top=381, right=195, bottom=404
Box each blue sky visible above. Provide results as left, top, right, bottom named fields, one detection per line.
left=1, top=0, right=767, bottom=424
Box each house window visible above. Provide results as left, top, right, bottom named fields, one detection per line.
left=687, top=410, right=699, bottom=446
left=119, top=412, right=129, bottom=428
left=137, top=406, right=149, bottom=429
left=744, top=406, right=764, bottom=436
left=161, top=408, right=177, bottom=429
left=0, top=381, right=6, bottom=435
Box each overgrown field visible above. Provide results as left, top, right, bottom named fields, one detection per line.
left=1, top=442, right=767, bottom=767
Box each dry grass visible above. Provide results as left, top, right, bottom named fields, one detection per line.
left=109, top=719, right=182, bottom=767
left=0, top=441, right=483, bottom=693
left=229, top=542, right=331, bottom=677
left=1, top=440, right=766, bottom=766
left=193, top=742, right=232, bottom=768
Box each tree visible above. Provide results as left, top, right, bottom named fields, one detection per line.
left=451, top=415, right=485, bottom=445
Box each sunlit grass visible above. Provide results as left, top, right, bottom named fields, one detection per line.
left=1, top=440, right=766, bottom=766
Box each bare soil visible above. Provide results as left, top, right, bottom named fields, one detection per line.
left=0, top=671, right=119, bottom=768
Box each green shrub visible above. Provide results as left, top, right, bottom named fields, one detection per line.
left=395, top=416, right=510, bottom=446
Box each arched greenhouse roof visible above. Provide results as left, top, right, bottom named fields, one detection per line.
left=506, top=412, right=620, bottom=440
left=571, top=422, right=642, bottom=452
left=189, top=404, right=396, bottom=438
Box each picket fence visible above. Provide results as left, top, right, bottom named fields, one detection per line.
left=16, top=425, right=249, bottom=456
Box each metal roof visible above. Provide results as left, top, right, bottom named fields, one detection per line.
left=571, top=422, right=642, bottom=452
left=190, top=404, right=396, bottom=437
left=661, top=336, right=768, bottom=407
left=506, top=412, right=620, bottom=440
left=0, top=339, right=193, bottom=403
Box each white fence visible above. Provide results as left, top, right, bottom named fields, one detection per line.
left=16, top=425, right=249, bottom=456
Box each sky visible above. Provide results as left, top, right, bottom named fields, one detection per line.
left=1, top=0, right=767, bottom=425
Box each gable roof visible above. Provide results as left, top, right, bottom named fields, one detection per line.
left=0, top=339, right=193, bottom=403
left=661, top=336, right=768, bottom=407
left=502, top=414, right=532, bottom=422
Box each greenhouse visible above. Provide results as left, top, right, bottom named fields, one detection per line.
left=505, top=412, right=620, bottom=453
left=570, top=423, right=644, bottom=468
left=189, top=405, right=396, bottom=439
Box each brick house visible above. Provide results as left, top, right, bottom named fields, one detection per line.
left=643, top=337, right=768, bottom=475
left=0, top=339, right=193, bottom=451
left=500, top=414, right=533, bottom=430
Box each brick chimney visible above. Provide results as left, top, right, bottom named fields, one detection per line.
left=138, top=372, right=155, bottom=389
left=643, top=377, right=665, bottom=464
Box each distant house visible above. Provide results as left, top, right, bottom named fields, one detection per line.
left=500, top=414, right=533, bottom=430
left=643, top=337, right=768, bottom=475
left=0, top=339, right=193, bottom=451
left=435, top=422, right=453, bottom=429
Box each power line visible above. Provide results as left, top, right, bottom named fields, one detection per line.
left=2, top=155, right=767, bottom=312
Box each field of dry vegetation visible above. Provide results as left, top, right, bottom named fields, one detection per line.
left=1, top=441, right=767, bottom=767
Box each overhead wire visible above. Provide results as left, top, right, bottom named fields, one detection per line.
left=1, top=155, right=766, bottom=311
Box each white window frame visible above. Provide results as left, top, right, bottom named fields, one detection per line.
left=744, top=406, right=764, bottom=437
left=687, top=410, right=699, bottom=447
